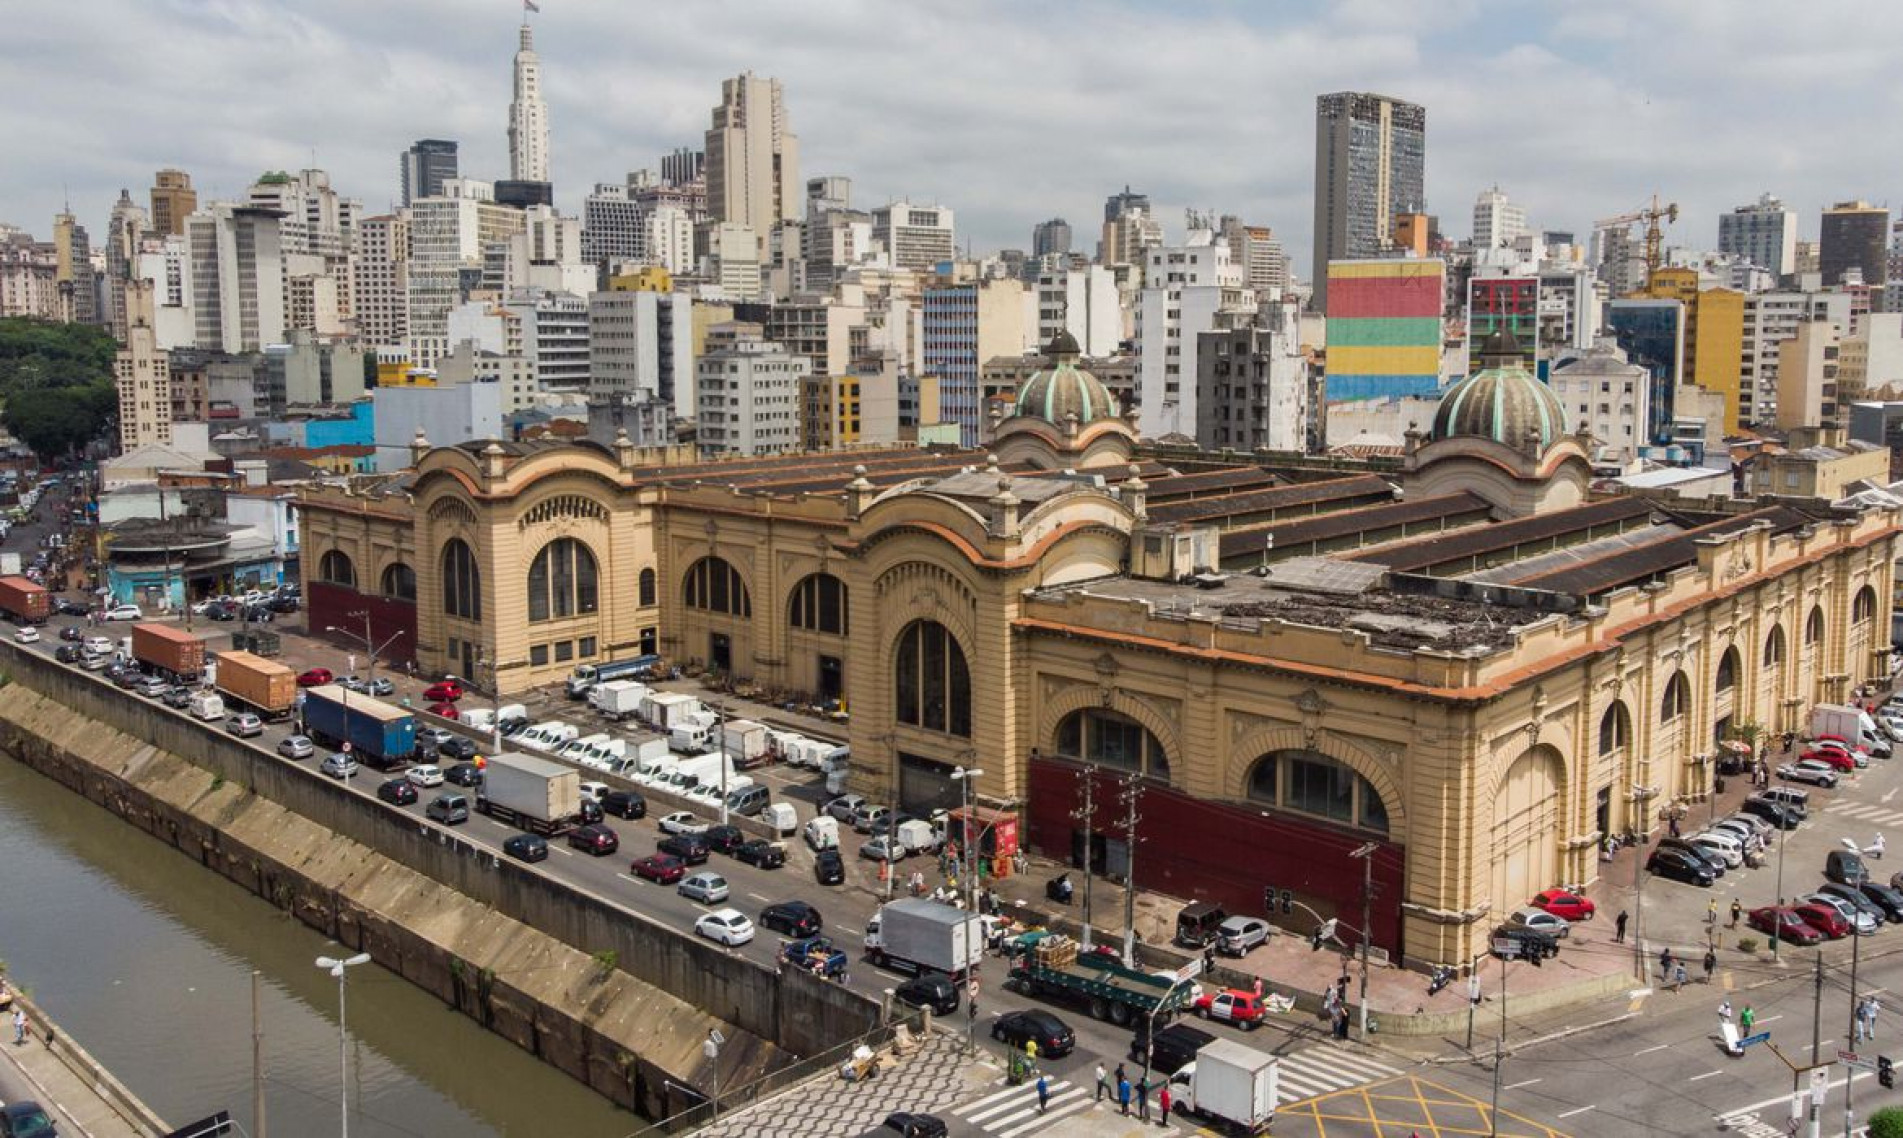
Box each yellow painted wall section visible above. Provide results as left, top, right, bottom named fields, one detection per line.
left=1327, top=260, right=1447, bottom=282
left=1693, top=289, right=1745, bottom=433
left=1326, top=344, right=1441, bottom=375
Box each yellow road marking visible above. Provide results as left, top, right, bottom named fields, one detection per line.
left=1276, top=1074, right=1569, bottom=1138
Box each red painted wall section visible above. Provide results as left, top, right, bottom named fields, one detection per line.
left=306, top=582, right=418, bottom=668
left=1025, top=757, right=1407, bottom=958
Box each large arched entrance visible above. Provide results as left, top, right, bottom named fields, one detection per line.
left=1491, top=746, right=1565, bottom=909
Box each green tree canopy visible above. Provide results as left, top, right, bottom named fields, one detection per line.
left=0, top=319, right=121, bottom=461
left=1869, top=1106, right=1903, bottom=1138
left=2, top=380, right=116, bottom=460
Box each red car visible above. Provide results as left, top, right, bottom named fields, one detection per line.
left=1193, top=989, right=1267, bottom=1029
left=297, top=667, right=334, bottom=687
left=630, top=853, right=686, bottom=883
left=423, top=681, right=464, bottom=703
left=1793, top=901, right=1852, bottom=940
left=1802, top=748, right=1858, bottom=772
left=1748, top=905, right=1823, bottom=946
left=428, top=701, right=460, bottom=720
left=567, top=823, right=619, bottom=856
left=1530, top=889, right=1596, bottom=922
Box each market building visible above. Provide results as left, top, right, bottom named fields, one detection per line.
left=298, top=331, right=1902, bottom=969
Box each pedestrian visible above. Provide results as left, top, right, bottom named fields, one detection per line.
left=1615, top=910, right=1629, bottom=943
left=1669, top=815, right=1681, bottom=839
left=1719, top=998, right=1733, bottom=1024
left=1095, top=1062, right=1107, bottom=1102
left=1337, top=975, right=1351, bottom=1007
left=1253, top=975, right=1264, bottom=1000
left=1322, top=985, right=1338, bottom=1016
left=1870, top=998, right=1882, bottom=1039
left=1158, top=1082, right=1172, bottom=1125
left=1136, top=1075, right=1150, bottom=1121
left=10, top=1009, right=24, bottom=1045
left=1741, top=1005, right=1756, bottom=1035
left=1706, top=898, right=1718, bottom=926
left=1118, top=1075, right=1131, bottom=1116
left=1334, top=1005, right=1351, bottom=1040
left=1730, top=899, right=1743, bottom=928
left=1037, top=1073, right=1050, bottom=1113
left=1856, top=1001, right=1871, bottom=1043
left=1025, top=1037, right=1038, bottom=1062
left=1659, top=947, right=1674, bottom=977
left=1673, top=963, right=1688, bottom=992
left=1703, top=948, right=1717, bottom=983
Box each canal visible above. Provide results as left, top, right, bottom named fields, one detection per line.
left=0, top=754, right=635, bottom=1137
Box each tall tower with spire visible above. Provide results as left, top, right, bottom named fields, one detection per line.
left=508, top=19, right=549, bottom=184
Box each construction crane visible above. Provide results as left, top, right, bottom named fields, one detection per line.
left=1593, top=194, right=1680, bottom=283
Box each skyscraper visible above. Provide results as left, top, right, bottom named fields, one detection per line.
left=149, top=169, right=197, bottom=238
left=1718, top=193, right=1796, bottom=277
left=508, top=22, right=549, bottom=184
left=105, top=190, right=147, bottom=340
left=51, top=210, right=95, bottom=325
left=705, top=73, right=799, bottom=244
left=1311, top=91, right=1426, bottom=307
left=1820, top=200, right=1889, bottom=289
left=1103, top=187, right=1150, bottom=224
left=660, top=147, right=704, bottom=187
left=1471, top=186, right=1526, bottom=250
left=1032, top=218, right=1071, bottom=259
left=401, top=140, right=459, bottom=206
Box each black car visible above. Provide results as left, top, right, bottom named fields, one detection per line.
left=377, top=778, right=419, bottom=806
left=1859, top=880, right=1903, bottom=922
left=113, top=668, right=144, bottom=689
left=733, top=839, right=785, bottom=868
left=53, top=645, right=81, bottom=664
left=499, top=717, right=530, bottom=737
left=894, top=972, right=959, bottom=1015
left=814, top=847, right=845, bottom=885
left=704, top=825, right=747, bottom=855
left=601, top=789, right=646, bottom=819
left=0, top=1099, right=57, bottom=1138
left=504, top=833, right=550, bottom=863
left=444, top=762, right=485, bottom=787
left=268, top=595, right=300, bottom=613
left=52, top=597, right=87, bottom=616
left=991, top=1009, right=1074, bottom=1057
left=1130, top=1021, right=1216, bottom=1075
left=759, top=900, right=822, bottom=938
left=568, top=823, right=620, bottom=856
left=162, top=685, right=194, bottom=709
left=883, top=1113, right=948, bottom=1138
left=57, top=625, right=81, bottom=641
left=1741, top=796, right=1801, bottom=830
left=1657, top=837, right=1727, bottom=876
left=438, top=736, right=479, bottom=761
left=204, top=603, right=237, bottom=621
left=1827, top=850, right=1869, bottom=887
left=657, top=834, right=710, bottom=865
left=579, top=797, right=604, bottom=825
left=1648, top=847, right=1716, bottom=886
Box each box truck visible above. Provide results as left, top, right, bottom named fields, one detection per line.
left=214, top=651, right=297, bottom=719
left=863, top=898, right=986, bottom=979
left=589, top=679, right=651, bottom=720
left=0, top=576, right=50, bottom=624
left=642, top=691, right=703, bottom=731
left=1812, top=703, right=1892, bottom=757
left=477, top=750, right=584, bottom=835
left=131, top=623, right=206, bottom=680
left=721, top=719, right=770, bottom=768
left=670, top=719, right=716, bottom=754
left=1169, top=1039, right=1278, bottom=1134
left=301, top=685, right=418, bottom=769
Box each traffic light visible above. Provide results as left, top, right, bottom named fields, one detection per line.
left=1264, top=886, right=1276, bottom=914
left=1881, top=1055, right=1894, bottom=1089
left=1279, top=889, right=1294, bottom=915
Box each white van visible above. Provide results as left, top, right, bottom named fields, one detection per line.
left=189, top=691, right=225, bottom=721
left=463, top=703, right=528, bottom=732
left=520, top=721, right=578, bottom=751
left=670, top=721, right=716, bottom=753
left=633, top=756, right=678, bottom=789
left=804, top=815, right=840, bottom=850
left=762, top=802, right=798, bottom=835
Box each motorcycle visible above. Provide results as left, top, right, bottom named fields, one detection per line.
left=1046, top=873, right=1073, bottom=904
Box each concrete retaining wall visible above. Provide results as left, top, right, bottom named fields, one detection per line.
left=10, top=991, right=170, bottom=1136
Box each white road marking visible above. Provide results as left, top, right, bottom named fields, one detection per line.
left=1556, top=1105, right=1596, bottom=1119
left=1505, top=1078, right=1543, bottom=1089
left=1885, top=789, right=1898, bottom=803
left=1689, top=1071, right=1724, bottom=1082
left=747, top=892, right=770, bottom=902
left=1635, top=1043, right=1668, bottom=1055
left=1721, top=1071, right=1870, bottom=1117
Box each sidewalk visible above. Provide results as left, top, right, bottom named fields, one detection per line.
left=2, top=992, right=164, bottom=1137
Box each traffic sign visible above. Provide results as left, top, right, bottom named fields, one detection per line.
left=1742, top=1031, right=1772, bottom=1048
left=1490, top=937, right=1522, bottom=959
left=1840, top=1051, right=1877, bottom=1072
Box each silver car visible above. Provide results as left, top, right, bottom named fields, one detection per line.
left=1503, top=906, right=1572, bottom=939
left=277, top=735, right=315, bottom=760
left=678, top=871, right=731, bottom=904
left=1802, top=892, right=1880, bottom=936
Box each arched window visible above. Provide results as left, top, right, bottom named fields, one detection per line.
left=638, top=568, right=656, bottom=608
left=1854, top=586, right=1878, bottom=625
left=380, top=562, right=416, bottom=602
left=1599, top=701, right=1631, bottom=755
left=1246, top=750, right=1389, bottom=834
left=441, top=539, right=480, bottom=621
left=1054, top=708, right=1169, bottom=782
left=1806, top=606, right=1826, bottom=645
left=1660, top=671, right=1691, bottom=722
left=683, top=556, right=752, bottom=616
left=788, top=573, right=849, bottom=635
left=1715, top=647, right=1739, bottom=693
left=527, top=538, right=599, bottom=622
left=317, top=550, right=356, bottom=588
left=894, top=620, right=970, bottom=737
left=1765, top=626, right=1787, bottom=667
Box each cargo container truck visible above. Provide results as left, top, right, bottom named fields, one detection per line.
left=131, top=623, right=206, bottom=680
left=301, top=684, right=417, bottom=768
left=476, top=750, right=584, bottom=835
left=214, top=651, right=297, bottom=719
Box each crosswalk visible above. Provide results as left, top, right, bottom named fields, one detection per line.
left=1822, top=799, right=1903, bottom=829
left=951, top=1046, right=1402, bottom=1136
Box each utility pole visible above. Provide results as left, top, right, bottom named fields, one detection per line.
left=1845, top=928, right=1863, bottom=1138
left=1811, top=951, right=1825, bottom=1138
left=252, top=969, right=267, bottom=1138
left=1071, top=765, right=1098, bottom=952
left=1119, top=772, right=1142, bottom=967
left=1351, top=841, right=1378, bottom=1040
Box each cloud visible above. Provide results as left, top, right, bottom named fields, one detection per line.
left=3, top=0, right=1900, bottom=281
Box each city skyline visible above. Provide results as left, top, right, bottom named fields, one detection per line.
left=5, top=0, right=1903, bottom=274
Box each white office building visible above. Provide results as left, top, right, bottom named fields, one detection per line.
left=406, top=181, right=525, bottom=367
left=1472, top=186, right=1528, bottom=250
left=1034, top=266, right=1121, bottom=357
left=696, top=333, right=807, bottom=456
left=1720, top=194, right=1797, bottom=278
left=872, top=202, right=954, bottom=271
left=588, top=289, right=694, bottom=413
left=1135, top=229, right=1252, bottom=438
left=186, top=204, right=286, bottom=353
left=373, top=382, right=504, bottom=472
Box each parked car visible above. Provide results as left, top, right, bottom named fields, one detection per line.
left=321, top=752, right=359, bottom=779
left=0, top=1100, right=59, bottom=1138
left=814, top=847, right=845, bottom=885
left=444, top=762, right=484, bottom=787
left=882, top=1112, right=949, bottom=1138
left=759, top=900, right=823, bottom=938
left=296, top=667, right=334, bottom=688
left=1503, top=906, right=1573, bottom=939
left=1802, top=892, right=1882, bottom=936
left=1531, top=889, right=1596, bottom=921
left=824, top=794, right=867, bottom=823
left=1792, top=901, right=1851, bottom=939
left=423, top=681, right=464, bottom=703
left=1688, top=832, right=1745, bottom=869
left=427, top=702, right=460, bottom=720
left=337, top=676, right=369, bottom=694
left=1741, top=796, right=1801, bottom=830
left=1657, top=837, right=1727, bottom=877
left=852, top=803, right=891, bottom=834
left=406, top=764, right=445, bottom=788
left=1827, top=849, right=1869, bottom=886
left=861, top=835, right=908, bottom=862
left=503, top=834, right=549, bottom=863
left=1755, top=787, right=1812, bottom=819
left=366, top=677, right=394, bottom=697
left=1216, top=915, right=1271, bottom=956
left=1193, top=988, right=1267, bottom=1029
left=1819, top=881, right=1887, bottom=924
left=568, top=824, right=620, bottom=856
left=226, top=713, right=264, bottom=738
left=1648, top=847, right=1716, bottom=886
left=277, top=735, right=315, bottom=760
left=376, top=778, right=418, bottom=806
left=695, top=908, right=755, bottom=946
left=1778, top=759, right=1840, bottom=787
left=630, top=853, right=688, bottom=884
left=678, top=870, right=731, bottom=904
left=990, top=1009, right=1075, bottom=1057
left=1800, top=749, right=1859, bottom=773
left=656, top=834, right=710, bottom=865
left=1749, top=905, right=1824, bottom=945
left=1858, top=880, right=1903, bottom=922
left=658, top=811, right=710, bottom=836
left=102, top=603, right=142, bottom=621
left=733, top=839, right=786, bottom=869
left=601, top=790, right=647, bottom=820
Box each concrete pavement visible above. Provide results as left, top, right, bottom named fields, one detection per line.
left=0, top=992, right=165, bottom=1137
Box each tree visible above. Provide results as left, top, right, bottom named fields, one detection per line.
left=1868, top=1106, right=1903, bottom=1138
left=2, top=380, right=115, bottom=460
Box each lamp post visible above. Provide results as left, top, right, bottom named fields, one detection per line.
left=952, top=765, right=985, bottom=915
left=315, top=952, right=370, bottom=1138
left=326, top=620, right=405, bottom=691
left=1631, top=783, right=1658, bottom=981
left=472, top=653, right=502, bottom=755
left=1349, top=841, right=1378, bottom=1041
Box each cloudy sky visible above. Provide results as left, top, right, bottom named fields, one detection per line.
left=7, top=0, right=1902, bottom=278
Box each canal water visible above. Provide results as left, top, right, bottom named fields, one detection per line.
left=0, top=755, right=635, bottom=1137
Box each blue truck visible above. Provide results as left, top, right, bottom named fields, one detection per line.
left=301, top=684, right=418, bottom=769
left=779, top=935, right=849, bottom=979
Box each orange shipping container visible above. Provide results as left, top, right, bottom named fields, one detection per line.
left=215, top=650, right=296, bottom=716
left=131, top=623, right=206, bottom=676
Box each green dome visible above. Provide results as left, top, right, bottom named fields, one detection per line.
left=1014, top=331, right=1121, bottom=425
left=1431, top=332, right=1567, bottom=450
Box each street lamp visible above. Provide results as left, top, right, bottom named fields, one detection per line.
left=1631, top=783, right=1659, bottom=980
left=315, top=952, right=371, bottom=1138
left=703, top=1029, right=724, bottom=1120
left=1348, top=841, right=1378, bottom=1041
left=952, top=765, right=985, bottom=915
left=326, top=618, right=406, bottom=690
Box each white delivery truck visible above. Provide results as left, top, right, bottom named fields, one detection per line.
left=1812, top=703, right=1892, bottom=757
left=895, top=818, right=942, bottom=855
left=561, top=732, right=612, bottom=759
left=1169, top=1039, right=1278, bottom=1134
left=668, top=752, right=737, bottom=798
left=476, top=750, right=585, bottom=836
left=462, top=703, right=527, bottom=732
left=670, top=719, right=717, bottom=754
left=863, top=898, right=986, bottom=979
left=720, top=719, right=770, bottom=768
left=590, top=679, right=651, bottom=721
left=189, top=691, right=226, bottom=721
left=642, top=691, right=704, bottom=731
left=607, top=737, right=671, bottom=779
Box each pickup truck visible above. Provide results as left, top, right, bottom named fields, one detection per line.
left=779, top=935, right=848, bottom=979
